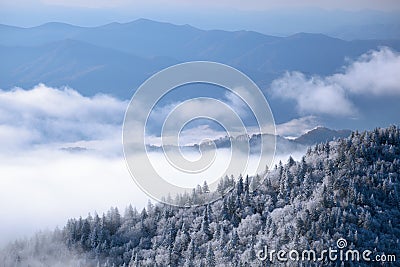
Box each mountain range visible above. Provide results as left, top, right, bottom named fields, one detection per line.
left=1, top=18, right=400, bottom=100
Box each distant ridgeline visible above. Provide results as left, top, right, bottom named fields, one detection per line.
left=1, top=20, right=400, bottom=99
left=146, top=127, right=352, bottom=156
left=1, top=126, right=399, bottom=266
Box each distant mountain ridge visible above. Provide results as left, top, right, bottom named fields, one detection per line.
left=146, top=127, right=352, bottom=156
left=294, top=126, right=352, bottom=145
left=0, top=38, right=176, bottom=96
left=1, top=18, right=399, bottom=100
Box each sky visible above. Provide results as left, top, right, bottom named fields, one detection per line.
left=2, top=0, right=399, bottom=11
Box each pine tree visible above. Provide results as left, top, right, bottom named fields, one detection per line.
left=201, top=206, right=212, bottom=241
left=206, top=243, right=216, bottom=267
left=184, top=239, right=196, bottom=267
left=229, top=230, right=239, bottom=251
left=221, top=198, right=230, bottom=221
left=80, top=219, right=91, bottom=250
left=202, top=181, right=210, bottom=193
left=217, top=177, right=225, bottom=196
left=244, top=175, right=250, bottom=193
left=237, top=175, right=244, bottom=196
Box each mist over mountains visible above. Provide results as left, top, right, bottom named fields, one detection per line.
left=148, top=126, right=352, bottom=157
left=1, top=126, right=399, bottom=266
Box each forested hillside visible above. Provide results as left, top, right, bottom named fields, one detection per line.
left=1, top=126, right=399, bottom=266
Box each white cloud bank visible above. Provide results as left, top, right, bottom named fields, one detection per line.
left=276, top=116, right=318, bottom=138
left=270, top=47, right=400, bottom=116
left=0, top=83, right=127, bottom=153
left=0, top=84, right=149, bottom=246
left=145, top=90, right=258, bottom=146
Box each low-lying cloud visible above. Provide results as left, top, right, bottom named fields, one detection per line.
left=270, top=47, right=400, bottom=116
left=335, top=48, right=400, bottom=96
left=145, top=88, right=262, bottom=146
left=0, top=85, right=148, bottom=246
left=0, top=83, right=309, bottom=246
left=276, top=116, right=318, bottom=138
left=0, top=83, right=126, bottom=153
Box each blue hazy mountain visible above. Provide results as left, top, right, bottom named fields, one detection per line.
left=1, top=19, right=399, bottom=128
left=0, top=38, right=176, bottom=96
left=294, top=126, right=352, bottom=146
left=1, top=19, right=400, bottom=98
